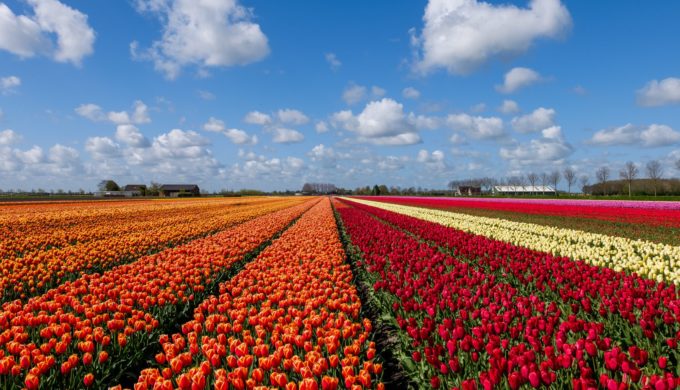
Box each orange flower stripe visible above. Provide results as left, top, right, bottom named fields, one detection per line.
left=132, top=198, right=383, bottom=390
left=0, top=199, right=318, bottom=389
left=0, top=197, right=306, bottom=302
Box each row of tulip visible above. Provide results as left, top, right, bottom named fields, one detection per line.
left=335, top=199, right=679, bottom=389
left=346, top=198, right=680, bottom=284
left=0, top=198, right=304, bottom=302
left=0, top=199, right=317, bottom=389
left=339, top=199, right=679, bottom=358
left=0, top=198, right=272, bottom=257
left=128, top=198, right=383, bottom=390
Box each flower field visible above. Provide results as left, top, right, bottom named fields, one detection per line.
left=0, top=195, right=677, bottom=389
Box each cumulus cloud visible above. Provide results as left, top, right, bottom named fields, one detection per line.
left=276, top=109, right=309, bottom=125
left=636, top=77, right=680, bottom=107
left=331, top=98, right=422, bottom=145
left=0, top=0, right=95, bottom=65
left=589, top=123, right=680, bottom=148
left=416, top=149, right=446, bottom=170
left=342, top=83, right=367, bottom=105
left=132, top=0, right=269, bottom=79
left=75, top=100, right=152, bottom=125
left=85, top=136, right=121, bottom=160
left=325, top=52, right=341, bottom=70
left=203, top=117, right=257, bottom=145
left=15, top=145, right=44, bottom=164
left=243, top=111, right=272, bottom=125
left=271, top=128, right=304, bottom=144
left=0, top=76, right=21, bottom=94
left=499, top=99, right=520, bottom=114
left=308, top=144, right=338, bottom=168
left=342, top=83, right=387, bottom=105
left=511, top=107, right=555, bottom=133
left=402, top=87, right=421, bottom=99
left=115, top=124, right=151, bottom=148
left=500, top=126, right=573, bottom=166
left=496, top=67, right=543, bottom=93
left=412, top=0, right=571, bottom=74
left=315, top=121, right=329, bottom=133
left=446, top=113, right=504, bottom=139
left=0, top=129, right=21, bottom=145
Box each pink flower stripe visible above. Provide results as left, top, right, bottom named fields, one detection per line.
left=356, top=196, right=680, bottom=227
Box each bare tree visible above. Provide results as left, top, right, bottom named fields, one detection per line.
left=549, top=170, right=561, bottom=193
left=580, top=175, right=590, bottom=194
left=595, top=166, right=610, bottom=195
left=540, top=172, right=549, bottom=194
left=563, top=167, right=576, bottom=194
left=646, top=160, right=663, bottom=197
left=527, top=172, right=539, bottom=189
left=619, top=161, right=638, bottom=198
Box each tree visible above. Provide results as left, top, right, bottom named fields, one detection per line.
left=563, top=167, right=576, bottom=194
left=646, top=160, right=663, bottom=197
left=549, top=170, right=561, bottom=193
left=378, top=185, right=389, bottom=195
left=371, top=185, right=381, bottom=195
left=580, top=176, right=590, bottom=194
left=676, top=158, right=680, bottom=172
left=527, top=172, right=539, bottom=189
left=147, top=182, right=162, bottom=196
left=98, top=180, right=120, bottom=192
left=619, top=161, right=638, bottom=198
left=595, top=166, right=610, bottom=195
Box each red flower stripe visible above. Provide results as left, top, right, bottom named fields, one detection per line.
left=129, top=198, right=383, bottom=390
left=336, top=200, right=678, bottom=389
left=0, top=199, right=317, bottom=389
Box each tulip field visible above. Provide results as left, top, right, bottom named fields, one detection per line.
left=0, top=196, right=678, bottom=389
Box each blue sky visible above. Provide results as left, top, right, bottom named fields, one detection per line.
left=1, top=0, right=679, bottom=192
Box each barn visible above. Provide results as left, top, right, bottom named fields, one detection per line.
left=160, top=184, right=200, bottom=197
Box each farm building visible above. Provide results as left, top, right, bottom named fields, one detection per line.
left=493, top=185, right=556, bottom=196
left=455, top=186, right=482, bottom=196
left=160, top=184, right=200, bottom=197
left=123, top=184, right=146, bottom=196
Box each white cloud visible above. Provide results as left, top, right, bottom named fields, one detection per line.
left=447, top=113, right=504, bottom=139
left=75, top=103, right=105, bottom=121
left=0, top=76, right=21, bottom=94
left=416, top=149, right=446, bottom=170
left=636, top=77, right=680, bottom=107
left=500, top=126, right=573, bottom=166
left=197, top=90, right=216, bottom=100
left=325, top=52, right=341, bottom=70
left=76, top=101, right=151, bottom=125
left=85, top=136, right=121, bottom=160
left=203, top=117, right=257, bottom=145
left=511, top=107, right=555, bottom=133
left=276, top=109, right=309, bottom=125
left=0, top=0, right=95, bottom=65
left=244, top=111, right=272, bottom=125
left=132, top=0, right=269, bottom=79
left=315, top=121, right=329, bottom=133
left=308, top=144, right=337, bottom=168
left=15, top=145, right=44, bottom=164
left=496, top=67, right=543, bottom=93
left=115, top=124, right=150, bottom=148
left=402, top=87, right=421, bottom=99
left=412, top=0, right=571, bottom=74
left=271, top=128, right=304, bottom=144
left=47, top=144, right=82, bottom=174
left=470, top=103, right=486, bottom=113
left=0, top=129, right=21, bottom=145
left=342, top=83, right=367, bottom=105
left=589, top=123, right=680, bottom=148
left=371, top=86, right=386, bottom=98
left=332, top=98, right=422, bottom=145
left=499, top=99, right=520, bottom=114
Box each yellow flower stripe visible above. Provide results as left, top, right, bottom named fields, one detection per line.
left=343, top=197, right=680, bottom=284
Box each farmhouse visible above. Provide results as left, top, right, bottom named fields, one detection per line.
left=493, top=185, right=556, bottom=196
left=160, top=184, right=200, bottom=197
left=455, top=186, right=482, bottom=196
left=123, top=184, right=146, bottom=196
